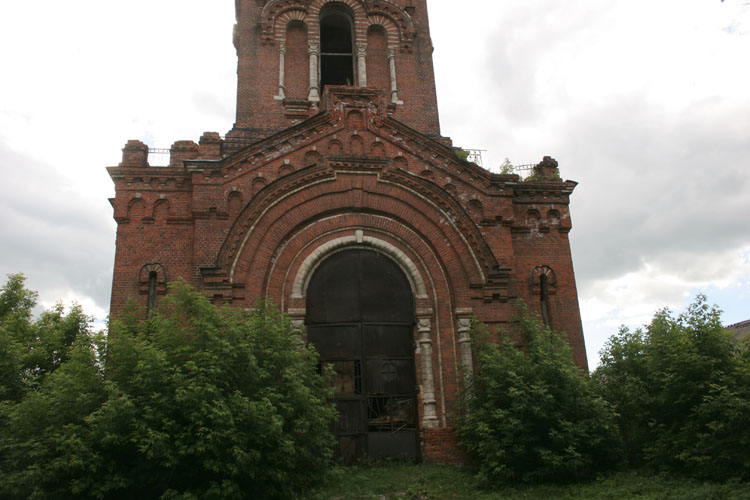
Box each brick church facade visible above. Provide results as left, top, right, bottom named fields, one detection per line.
left=108, top=0, right=587, bottom=463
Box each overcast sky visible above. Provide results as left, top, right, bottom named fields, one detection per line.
left=1, top=0, right=748, bottom=367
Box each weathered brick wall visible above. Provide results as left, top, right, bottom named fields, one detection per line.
left=108, top=1, right=587, bottom=465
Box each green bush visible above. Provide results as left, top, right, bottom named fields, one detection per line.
left=457, top=303, right=622, bottom=485
left=455, top=148, right=469, bottom=161
left=0, top=277, right=336, bottom=499
left=593, top=295, right=750, bottom=480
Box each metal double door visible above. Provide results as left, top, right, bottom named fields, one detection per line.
left=307, top=321, right=419, bottom=464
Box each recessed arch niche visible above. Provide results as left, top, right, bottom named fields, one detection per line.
left=306, top=248, right=419, bottom=463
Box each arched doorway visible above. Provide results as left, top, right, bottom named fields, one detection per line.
left=306, top=248, right=419, bottom=463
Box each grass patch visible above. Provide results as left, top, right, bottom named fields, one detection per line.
left=310, top=463, right=750, bottom=500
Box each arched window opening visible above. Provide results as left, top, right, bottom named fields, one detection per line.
left=139, top=262, right=167, bottom=319
left=320, top=8, right=354, bottom=90
left=540, top=273, right=551, bottom=327
left=530, top=265, right=556, bottom=327
left=147, top=271, right=158, bottom=317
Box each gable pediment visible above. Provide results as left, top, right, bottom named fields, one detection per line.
left=185, top=87, right=495, bottom=198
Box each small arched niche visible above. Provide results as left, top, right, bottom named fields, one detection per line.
left=286, top=21, right=309, bottom=99
left=366, top=24, right=389, bottom=94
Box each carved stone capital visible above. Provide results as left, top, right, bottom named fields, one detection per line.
left=417, top=317, right=432, bottom=343
left=457, top=317, right=472, bottom=343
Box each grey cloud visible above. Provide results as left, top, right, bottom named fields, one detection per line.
left=561, top=97, right=750, bottom=285
left=0, top=142, right=115, bottom=314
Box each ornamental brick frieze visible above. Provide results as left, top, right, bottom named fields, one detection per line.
left=214, top=163, right=337, bottom=269
left=377, top=168, right=499, bottom=277
left=213, top=162, right=491, bottom=291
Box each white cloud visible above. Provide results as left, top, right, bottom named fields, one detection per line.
left=1, top=0, right=748, bottom=369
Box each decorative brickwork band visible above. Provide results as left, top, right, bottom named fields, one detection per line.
left=417, top=316, right=439, bottom=429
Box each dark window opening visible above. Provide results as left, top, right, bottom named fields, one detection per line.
left=540, top=273, right=551, bottom=327
left=320, top=11, right=354, bottom=89
left=367, top=396, right=415, bottom=432
left=147, top=271, right=158, bottom=317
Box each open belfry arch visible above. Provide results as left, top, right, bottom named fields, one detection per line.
left=108, top=0, right=587, bottom=463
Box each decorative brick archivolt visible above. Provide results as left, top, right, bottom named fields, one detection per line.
left=366, top=14, right=401, bottom=48
left=269, top=217, right=454, bottom=428
left=220, top=165, right=487, bottom=295
left=258, top=209, right=455, bottom=422
left=272, top=8, right=308, bottom=41
left=137, top=262, right=168, bottom=295
left=290, top=232, right=427, bottom=300
left=529, top=265, right=557, bottom=294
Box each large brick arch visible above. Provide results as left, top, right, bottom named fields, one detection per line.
left=216, top=161, right=496, bottom=309
left=264, top=212, right=453, bottom=309
left=289, top=232, right=428, bottom=300
left=272, top=219, right=460, bottom=428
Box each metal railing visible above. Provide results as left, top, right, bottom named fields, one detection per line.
left=464, top=149, right=485, bottom=167
left=147, top=141, right=538, bottom=179
left=500, top=163, right=536, bottom=179
left=147, top=149, right=171, bottom=167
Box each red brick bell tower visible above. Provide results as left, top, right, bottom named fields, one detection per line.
left=108, top=0, right=587, bottom=464
left=226, top=0, right=443, bottom=150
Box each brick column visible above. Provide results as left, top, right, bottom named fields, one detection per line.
left=275, top=42, right=286, bottom=101
left=456, top=314, right=474, bottom=383
left=356, top=44, right=367, bottom=87
left=308, top=42, right=320, bottom=102
left=388, top=47, right=402, bottom=104
left=417, top=313, right=439, bottom=429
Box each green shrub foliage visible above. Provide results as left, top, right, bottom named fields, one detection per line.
left=457, top=303, right=622, bottom=484
left=593, top=295, right=750, bottom=481
left=0, top=277, right=336, bottom=500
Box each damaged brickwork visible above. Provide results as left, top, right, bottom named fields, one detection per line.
left=108, top=0, right=587, bottom=464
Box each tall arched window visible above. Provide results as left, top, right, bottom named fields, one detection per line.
left=139, top=262, right=167, bottom=319
left=320, top=6, right=354, bottom=90
left=530, top=265, right=556, bottom=327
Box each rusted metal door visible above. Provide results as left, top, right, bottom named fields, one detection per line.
left=306, top=249, right=418, bottom=463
